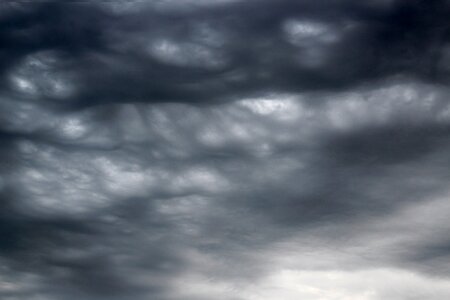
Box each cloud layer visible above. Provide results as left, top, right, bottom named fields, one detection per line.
left=0, top=1, right=450, bottom=299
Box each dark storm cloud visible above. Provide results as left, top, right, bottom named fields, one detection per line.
left=2, top=1, right=450, bottom=109
left=0, top=187, right=183, bottom=299
left=1, top=1, right=450, bottom=299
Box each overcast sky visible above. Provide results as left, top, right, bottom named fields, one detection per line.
left=0, top=1, right=450, bottom=299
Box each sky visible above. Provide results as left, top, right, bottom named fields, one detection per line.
left=0, top=1, right=450, bottom=299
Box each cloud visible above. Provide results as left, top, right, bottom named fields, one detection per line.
left=0, top=1, right=449, bottom=299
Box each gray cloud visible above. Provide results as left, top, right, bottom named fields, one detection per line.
left=0, top=1, right=450, bottom=299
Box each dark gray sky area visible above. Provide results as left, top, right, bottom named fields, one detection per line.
left=1, top=1, right=450, bottom=299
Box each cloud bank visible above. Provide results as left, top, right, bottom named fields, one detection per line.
left=0, top=1, right=449, bottom=299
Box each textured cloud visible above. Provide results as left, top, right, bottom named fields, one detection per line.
left=0, top=1, right=450, bottom=300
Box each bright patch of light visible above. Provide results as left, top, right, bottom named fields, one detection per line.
left=59, top=117, right=88, bottom=139
left=240, top=95, right=304, bottom=122
left=148, top=39, right=227, bottom=69
left=283, top=19, right=339, bottom=45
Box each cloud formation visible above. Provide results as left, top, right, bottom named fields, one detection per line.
left=0, top=1, right=449, bottom=299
